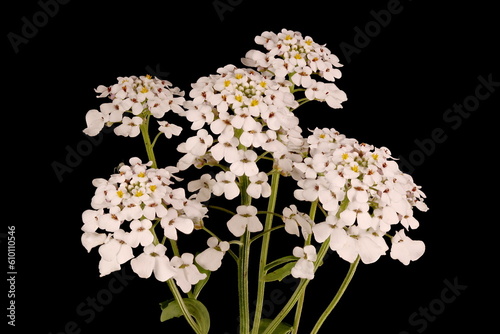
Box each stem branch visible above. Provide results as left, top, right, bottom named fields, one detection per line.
left=310, top=256, right=360, bottom=334
left=251, top=172, right=280, bottom=333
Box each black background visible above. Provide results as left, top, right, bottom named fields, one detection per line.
left=4, top=0, right=498, bottom=333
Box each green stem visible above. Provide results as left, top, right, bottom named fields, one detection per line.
left=167, top=279, right=203, bottom=334
left=169, top=239, right=180, bottom=257
left=207, top=205, right=236, bottom=216
left=238, top=229, right=251, bottom=334
left=249, top=224, right=285, bottom=244
left=251, top=172, right=280, bottom=333
left=140, top=113, right=157, bottom=168
left=238, top=175, right=252, bottom=334
left=292, top=199, right=319, bottom=333
left=260, top=238, right=331, bottom=334
left=151, top=131, right=163, bottom=148
left=310, top=256, right=360, bottom=334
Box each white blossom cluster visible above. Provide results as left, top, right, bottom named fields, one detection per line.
left=83, top=75, right=185, bottom=138
left=289, top=128, right=428, bottom=271
left=81, top=158, right=227, bottom=293
left=177, top=64, right=306, bottom=172
left=81, top=29, right=428, bottom=288
left=242, top=28, right=347, bottom=108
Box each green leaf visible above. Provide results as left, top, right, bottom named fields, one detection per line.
left=262, top=262, right=296, bottom=282
left=264, top=256, right=298, bottom=272
left=160, top=298, right=210, bottom=334
left=257, top=319, right=293, bottom=334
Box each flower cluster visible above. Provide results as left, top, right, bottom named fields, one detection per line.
left=81, top=28, right=429, bottom=334
left=288, top=128, right=427, bottom=265
left=83, top=75, right=185, bottom=138
left=81, top=158, right=227, bottom=293
left=177, top=65, right=308, bottom=177
left=242, top=28, right=347, bottom=108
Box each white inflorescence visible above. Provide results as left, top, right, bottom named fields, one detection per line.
left=81, top=29, right=428, bottom=293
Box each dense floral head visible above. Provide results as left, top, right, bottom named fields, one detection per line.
left=292, top=128, right=427, bottom=265
left=81, top=158, right=207, bottom=282
left=83, top=75, right=185, bottom=138
left=242, top=29, right=345, bottom=93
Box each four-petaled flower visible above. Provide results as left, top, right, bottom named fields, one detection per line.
left=171, top=253, right=207, bottom=293
left=291, top=245, right=317, bottom=280
left=131, top=244, right=177, bottom=281
left=195, top=237, right=230, bottom=271
left=226, top=205, right=263, bottom=237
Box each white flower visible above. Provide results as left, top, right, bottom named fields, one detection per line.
left=312, top=215, right=349, bottom=253
left=142, top=197, right=168, bottom=220
left=83, top=108, right=109, bottom=136
left=291, top=66, right=314, bottom=88
left=239, top=120, right=267, bottom=149
left=187, top=174, right=215, bottom=202
left=161, top=208, right=194, bottom=240
left=291, top=245, right=317, bottom=280
left=212, top=171, right=240, bottom=200
left=210, top=133, right=240, bottom=163
left=336, top=226, right=388, bottom=264
left=98, top=230, right=134, bottom=276
left=81, top=232, right=107, bottom=253
left=294, top=179, right=325, bottom=202
left=390, top=230, right=425, bottom=265
left=226, top=205, right=263, bottom=237
left=128, top=219, right=154, bottom=248
left=82, top=209, right=103, bottom=233
left=247, top=172, right=271, bottom=199
left=195, top=237, right=230, bottom=271
left=164, top=188, right=188, bottom=210
left=184, top=129, right=214, bottom=157
left=171, top=253, right=207, bottom=293
left=114, top=116, right=143, bottom=137
left=131, top=244, right=177, bottom=281
left=371, top=207, right=400, bottom=232
left=230, top=150, right=259, bottom=177
left=282, top=205, right=314, bottom=239
left=98, top=207, right=123, bottom=232
left=339, top=201, right=372, bottom=228
left=185, top=103, right=215, bottom=130
left=158, top=121, right=182, bottom=138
